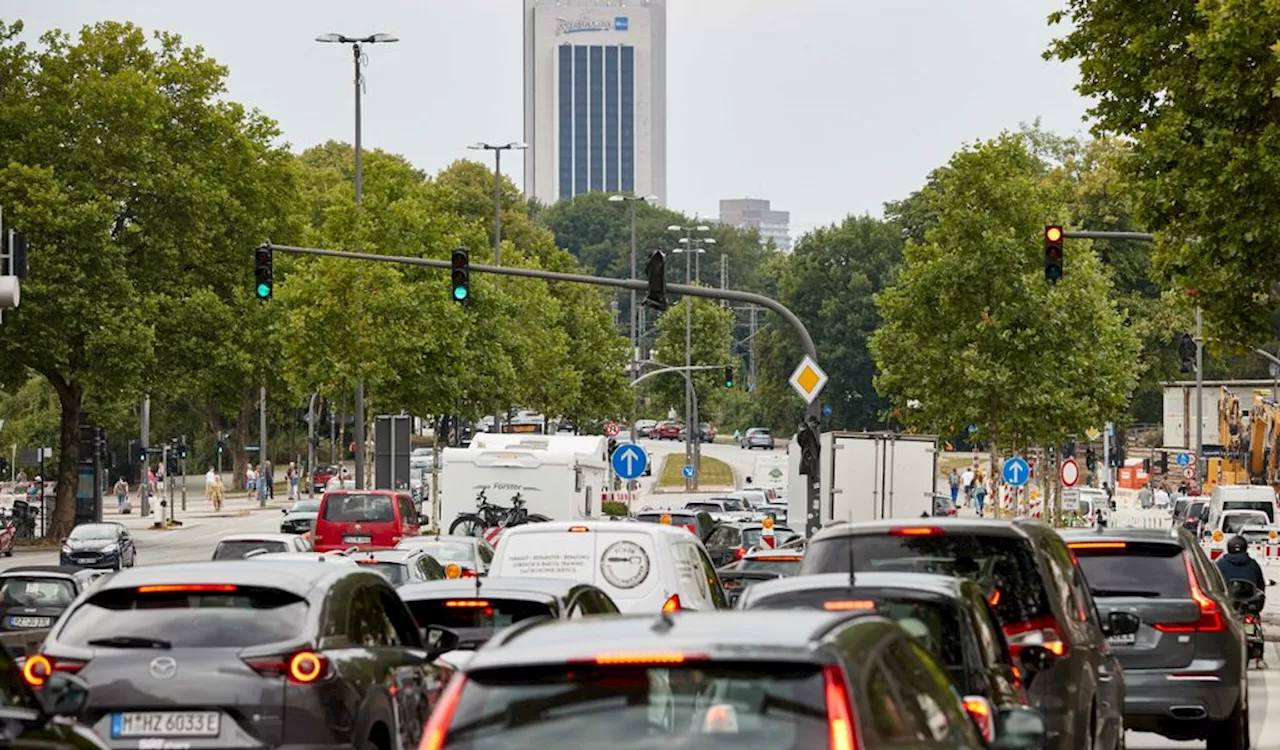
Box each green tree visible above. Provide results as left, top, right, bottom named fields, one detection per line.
left=1047, top=0, right=1280, bottom=343
left=870, top=132, right=1142, bottom=468
left=0, top=21, right=297, bottom=537
left=652, top=294, right=735, bottom=423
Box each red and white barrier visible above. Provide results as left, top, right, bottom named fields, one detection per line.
left=760, top=517, right=776, bottom=549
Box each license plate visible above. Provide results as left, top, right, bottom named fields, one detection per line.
left=8, top=616, right=50, bottom=628
left=111, top=712, right=221, bottom=738
left=344, top=535, right=372, bottom=544
left=1107, top=633, right=1136, bottom=646
left=77, top=556, right=97, bottom=563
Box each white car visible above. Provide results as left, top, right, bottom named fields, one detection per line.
left=240, top=551, right=360, bottom=567
left=683, top=497, right=753, bottom=522
left=1205, top=509, right=1278, bottom=560
left=210, top=533, right=311, bottom=560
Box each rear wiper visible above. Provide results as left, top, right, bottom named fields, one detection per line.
left=1091, top=589, right=1161, bottom=598
left=86, top=636, right=172, bottom=649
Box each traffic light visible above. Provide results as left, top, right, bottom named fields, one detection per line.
left=1178, top=332, right=1197, bottom=373
left=643, top=251, right=667, bottom=310
left=178, top=436, right=188, bottom=460
left=254, top=245, right=273, bottom=300
left=797, top=418, right=820, bottom=476
left=128, top=440, right=146, bottom=464
left=724, top=365, right=734, bottom=388
left=451, top=248, right=470, bottom=303
left=1044, top=225, right=1064, bottom=283
left=1086, top=448, right=1097, bottom=472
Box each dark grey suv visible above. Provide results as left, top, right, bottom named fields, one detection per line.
left=1063, top=527, right=1248, bottom=749
left=23, top=561, right=459, bottom=749
left=800, top=518, right=1137, bottom=750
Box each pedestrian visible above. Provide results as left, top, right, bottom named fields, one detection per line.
left=113, top=477, right=129, bottom=513
left=147, top=465, right=157, bottom=495
left=287, top=463, right=300, bottom=501
left=1138, top=481, right=1153, bottom=509
left=973, top=471, right=988, bottom=516
left=949, top=469, right=960, bottom=508
left=245, top=464, right=256, bottom=498
left=210, top=473, right=225, bottom=512
left=263, top=460, right=274, bottom=501
left=204, top=467, right=216, bottom=496
left=1154, top=484, right=1171, bottom=511
left=961, top=466, right=975, bottom=507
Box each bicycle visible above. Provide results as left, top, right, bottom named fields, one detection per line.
left=448, top=491, right=550, bottom=537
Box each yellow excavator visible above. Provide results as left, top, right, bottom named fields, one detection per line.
left=1213, top=386, right=1280, bottom=490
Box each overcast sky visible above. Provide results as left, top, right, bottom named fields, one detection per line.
left=7, top=1, right=1091, bottom=235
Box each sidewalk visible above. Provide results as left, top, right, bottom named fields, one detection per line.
left=101, top=488, right=291, bottom=531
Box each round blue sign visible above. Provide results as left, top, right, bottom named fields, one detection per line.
left=1002, top=457, right=1030, bottom=487
left=610, top=444, right=648, bottom=481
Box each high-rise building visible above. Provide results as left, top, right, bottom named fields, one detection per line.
left=523, top=0, right=667, bottom=205
left=719, top=198, right=792, bottom=252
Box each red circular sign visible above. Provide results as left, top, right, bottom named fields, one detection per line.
left=604, top=422, right=620, bottom=438
left=1060, top=458, right=1080, bottom=488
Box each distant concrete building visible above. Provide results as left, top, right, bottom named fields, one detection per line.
left=523, top=0, right=667, bottom=205
left=719, top=198, right=791, bottom=252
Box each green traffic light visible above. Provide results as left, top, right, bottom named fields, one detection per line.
left=725, top=380, right=734, bottom=388
left=256, top=283, right=271, bottom=298
left=453, top=286, right=469, bottom=301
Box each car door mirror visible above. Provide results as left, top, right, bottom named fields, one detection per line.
left=1270, top=579, right=1277, bottom=587
left=1016, top=644, right=1058, bottom=676
left=991, top=706, right=1047, bottom=750
left=281, top=508, right=288, bottom=514
left=421, top=625, right=461, bottom=658
left=1105, top=611, right=1140, bottom=637
left=39, top=671, right=89, bottom=717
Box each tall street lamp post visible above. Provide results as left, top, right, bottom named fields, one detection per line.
left=669, top=224, right=711, bottom=490
left=317, top=31, right=398, bottom=490
left=608, top=194, right=658, bottom=447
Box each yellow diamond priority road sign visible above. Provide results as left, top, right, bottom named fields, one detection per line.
left=789, top=356, right=828, bottom=405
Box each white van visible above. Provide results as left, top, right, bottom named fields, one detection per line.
left=487, top=520, right=728, bottom=613
left=1207, top=484, right=1278, bottom=534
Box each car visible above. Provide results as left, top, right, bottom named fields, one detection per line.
left=683, top=497, right=753, bottom=522
left=1063, top=527, right=1248, bottom=747
left=347, top=548, right=447, bottom=586
left=702, top=520, right=799, bottom=568
left=1182, top=499, right=1209, bottom=535
left=397, top=577, right=619, bottom=650
left=244, top=551, right=360, bottom=567
left=654, top=421, right=682, bottom=440
left=716, top=547, right=804, bottom=577
left=679, top=422, right=715, bottom=443
left=635, top=419, right=659, bottom=439
left=421, top=610, right=1047, bottom=749
left=634, top=507, right=715, bottom=540
left=23, top=560, right=460, bottom=749
left=279, top=498, right=321, bottom=535
left=740, top=427, right=775, bottom=450
left=310, top=463, right=343, bottom=494
left=1203, top=509, right=1278, bottom=560
left=487, top=520, right=729, bottom=613
left=738, top=571, right=1026, bottom=740
left=396, top=534, right=495, bottom=577
left=409, top=447, right=435, bottom=471
left=211, top=532, right=311, bottom=560
left=0, top=646, right=108, bottom=749
left=59, top=523, right=136, bottom=571
left=313, top=489, right=421, bottom=552
left=799, top=518, right=1132, bottom=750
left=0, top=566, right=109, bottom=636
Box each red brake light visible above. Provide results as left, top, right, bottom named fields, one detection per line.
left=419, top=675, right=467, bottom=750
left=137, top=584, right=237, bottom=594
left=889, top=526, right=942, bottom=536
left=1002, top=615, right=1068, bottom=659
left=459, top=569, right=478, bottom=578
left=734, top=547, right=746, bottom=560
left=243, top=651, right=330, bottom=683
left=823, top=600, right=876, bottom=611
left=589, top=652, right=701, bottom=665
left=445, top=600, right=490, bottom=608
left=1067, top=541, right=1127, bottom=550
left=822, top=665, right=859, bottom=750
left=662, top=594, right=681, bottom=613
left=988, top=589, right=1001, bottom=607
left=1153, top=553, right=1223, bottom=633
left=962, top=696, right=994, bottom=743
left=20, top=654, right=80, bottom=687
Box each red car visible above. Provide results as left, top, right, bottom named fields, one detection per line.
left=655, top=421, right=683, bottom=440
left=311, top=464, right=342, bottom=493
left=313, top=490, right=420, bottom=552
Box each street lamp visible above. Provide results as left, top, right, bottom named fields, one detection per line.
left=317, top=31, right=399, bottom=491
left=609, top=194, right=659, bottom=451
left=469, top=141, right=527, bottom=436
left=668, top=224, right=711, bottom=490
left=678, top=236, right=716, bottom=282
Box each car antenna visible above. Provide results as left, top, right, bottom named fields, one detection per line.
left=847, top=511, right=856, bottom=589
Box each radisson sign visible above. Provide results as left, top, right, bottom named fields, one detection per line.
left=556, top=15, right=628, bottom=35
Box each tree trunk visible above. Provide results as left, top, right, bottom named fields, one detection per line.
left=42, top=370, right=82, bottom=540
left=231, top=390, right=254, bottom=491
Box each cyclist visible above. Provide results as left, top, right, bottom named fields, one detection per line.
left=1217, top=535, right=1266, bottom=607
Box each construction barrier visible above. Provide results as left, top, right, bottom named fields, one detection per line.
left=1201, top=532, right=1280, bottom=564
left=1108, top=508, right=1174, bottom=529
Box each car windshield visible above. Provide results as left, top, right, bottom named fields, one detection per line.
left=406, top=598, right=554, bottom=632
left=406, top=541, right=474, bottom=563
left=289, top=500, right=320, bottom=513
left=443, top=663, right=829, bottom=748
left=0, top=577, right=76, bottom=608
left=802, top=532, right=1052, bottom=626
left=213, top=539, right=288, bottom=560
left=58, top=586, right=307, bottom=648
left=739, top=557, right=803, bottom=575
left=1071, top=542, right=1189, bottom=598
left=1222, top=512, right=1270, bottom=534
left=742, top=528, right=798, bottom=547
left=69, top=525, right=117, bottom=541
left=357, top=561, right=407, bottom=585
left=1186, top=502, right=1206, bottom=520
left=323, top=493, right=395, bottom=523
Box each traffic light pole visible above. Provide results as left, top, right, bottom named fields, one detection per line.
left=260, top=242, right=824, bottom=534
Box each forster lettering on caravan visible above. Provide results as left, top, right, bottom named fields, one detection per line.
left=556, top=16, right=620, bottom=35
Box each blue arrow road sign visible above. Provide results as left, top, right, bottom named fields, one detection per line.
left=1002, top=457, right=1030, bottom=487
left=611, top=444, right=649, bottom=481
left=1175, top=453, right=1193, bottom=467
left=682, top=465, right=697, bottom=479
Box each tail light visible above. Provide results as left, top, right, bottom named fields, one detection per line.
left=1003, top=615, right=1067, bottom=659
left=420, top=675, right=468, bottom=750
left=1153, top=554, right=1223, bottom=633
left=22, top=655, right=85, bottom=687
left=1244, top=615, right=1257, bottom=624
left=962, top=696, right=994, bottom=743
left=682, top=524, right=697, bottom=535
left=822, top=665, right=860, bottom=750
left=662, top=594, right=681, bottom=613
left=460, top=569, right=478, bottom=578
left=243, top=650, right=331, bottom=683
left=734, top=547, right=746, bottom=560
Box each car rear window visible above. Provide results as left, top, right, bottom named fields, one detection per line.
left=0, top=577, right=76, bottom=608
left=802, top=532, right=1052, bottom=625
left=637, top=513, right=697, bottom=527
left=323, top=493, right=395, bottom=523
left=717, top=498, right=746, bottom=511
left=1222, top=513, right=1270, bottom=534
left=357, top=561, right=407, bottom=585
left=742, top=528, right=798, bottom=547
left=1223, top=500, right=1275, bottom=523
left=739, top=558, right=803, bottom=575
left=213, top=540, right=288, bottom=560
left=407, top=541, right=474, bottom=564
left=444, top=663, right=829, bottom=748
left=57, top=585, right=307, bottom=648
left=1070, top=542, right=1190, bottom=599
left=685, top=503, right=721, bottom=513
left=406, top=598, right=553, bottom=631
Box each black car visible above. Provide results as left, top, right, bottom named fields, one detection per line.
left=398, top=577, right=619, bottom=650
left=702, top=521, right=798, bottom=567
left=740, top=571, right=1026, bottom=743
left=1063, top=528, right=1248, bottom=747
left=59, top=523, right=136, bottom=570
left=634, top=508, right=715, bottom=540
left=1182, top=500, right=1209, bottom=535
left=800, top=518, right=1135, bottom=750
left=0, top=567, right=108, bottom=636
left=349, top=548, right=447, bottom=586
left=421, top=610, right=1047, bottom=749
left=0, top=647, right=108, bottom=749
left=280, top=499, right=321, bottom=535
left=24, top=560, right=459, bottom=749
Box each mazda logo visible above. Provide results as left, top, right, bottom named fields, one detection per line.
left=149, top=656, right=177, bottom=680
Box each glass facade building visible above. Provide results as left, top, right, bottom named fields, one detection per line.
left=557, top=44, right=636, bottom=198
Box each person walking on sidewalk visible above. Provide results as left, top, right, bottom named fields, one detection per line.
left=973, top=471, right=988, bottom=517
left=263, top=460, right=275, bottom=502
left=113, top=477, right=129, bottom=513
left=286, top=463, right=300, bottom=501
left=948, top=470, right=960, bottom=508
left=210, top=473, right=225, bottom=512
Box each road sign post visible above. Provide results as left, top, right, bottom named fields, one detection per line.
left=610, top=444, right=648, bottom=482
